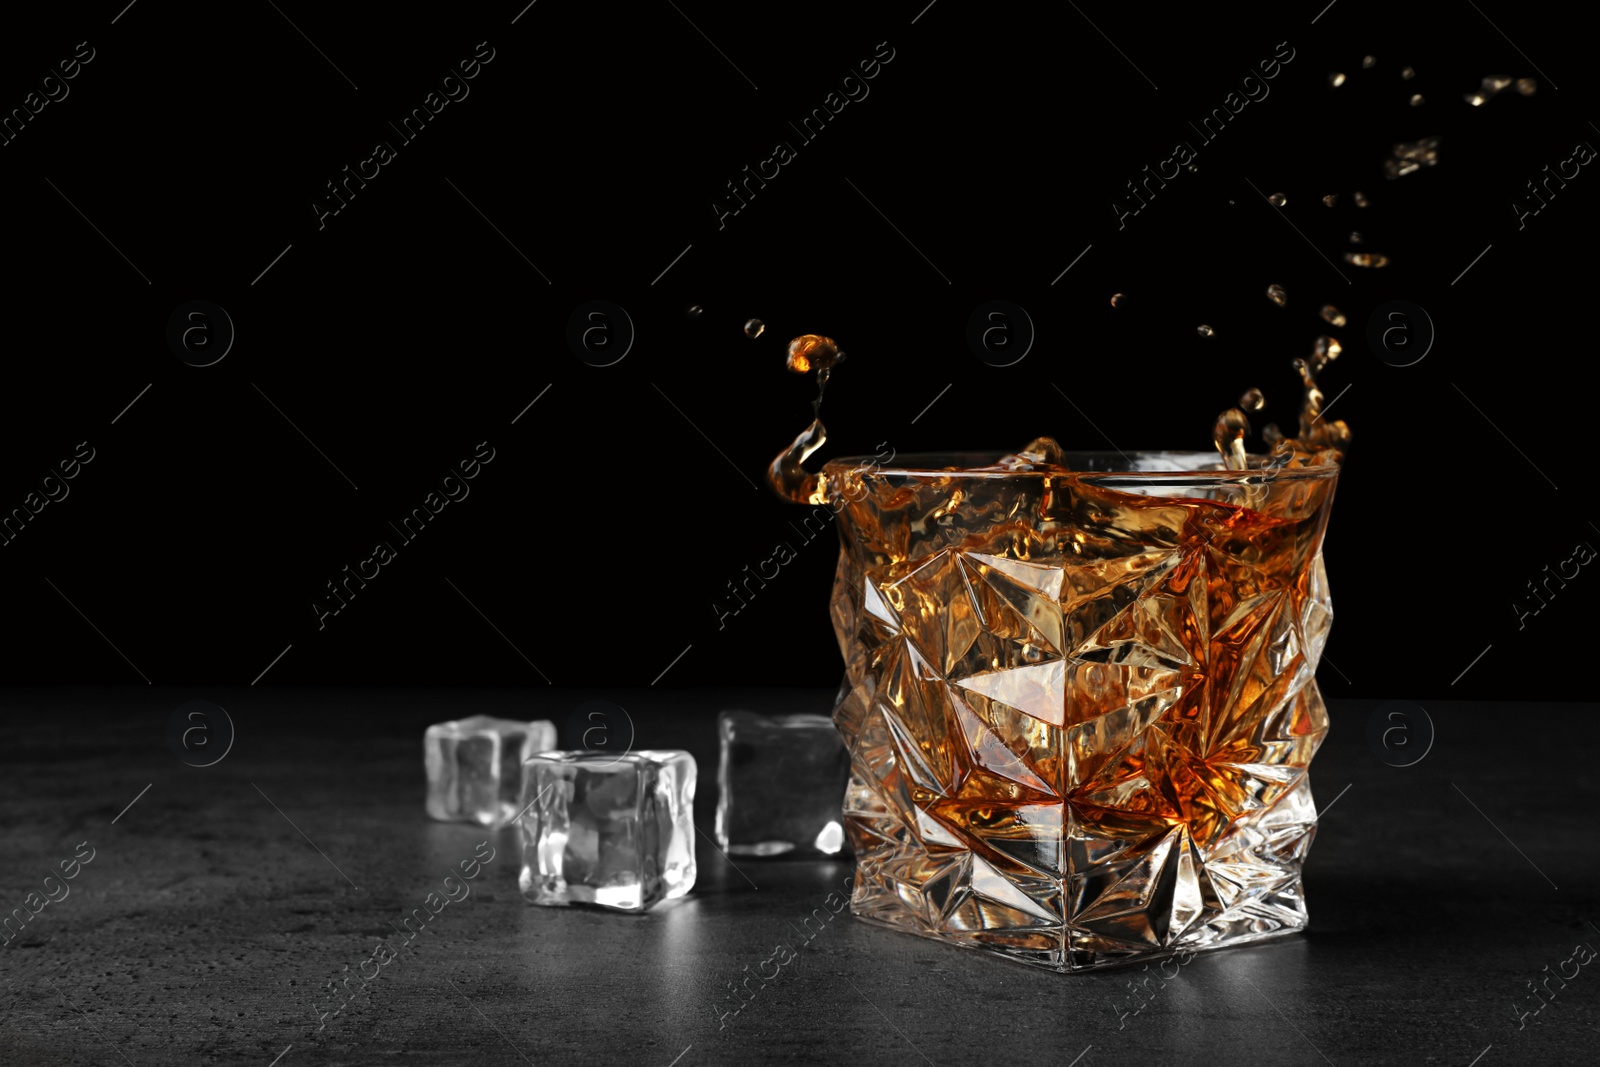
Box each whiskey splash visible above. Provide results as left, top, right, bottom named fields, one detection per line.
left=768, top=334, right=844, bottom=506
left=768, top=326, right=1349, bottom=492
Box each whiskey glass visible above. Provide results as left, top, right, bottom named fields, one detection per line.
left=824, top=450, right=1338, bottom=971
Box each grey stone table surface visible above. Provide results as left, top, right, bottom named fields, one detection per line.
left=1, top=687, right=1597, bottom=1066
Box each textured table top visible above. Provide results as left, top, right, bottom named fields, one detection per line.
left=1, top=687, right=1596, bottom=1066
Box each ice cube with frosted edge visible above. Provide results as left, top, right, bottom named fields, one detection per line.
left=518, top=750, right=696, bottom=912
left=425, top=715, right=557, bottom=828
left=716, top=710, right=851, bottom=858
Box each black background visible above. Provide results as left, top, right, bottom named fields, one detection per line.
left=1, top=0, right=1589, bottom=700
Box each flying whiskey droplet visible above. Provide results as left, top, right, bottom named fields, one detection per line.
left=1401, top=66, right=1415, bottom=80
left=1212, top=408, right=1252, bottom=471
left=1267, top=192, right=1287, bottom=207
left=686, top=304, right=704, bottom=318
left=1410, top=93, right=1425, bottom=106
left=1186, top=164, right=1199, bottom=173
left=786, top=334, right=842, bottom=375
left=1322, top=193, right=1339, bottom=207
left=1383, top=136, right=1441, bottom=179
left=1311, top=335, right=1343, bottom=371
left=1362, top=55, right=1377, bottom=69
left=1239, top=387, right=1266, bottom=412
left=1292, top=357, right=1325, bottom=434
left=1110, top=292, right=1126, bottom=309
left=1319, top=304, right=1348, bottom=327
left=744, top=318, right=766, bottom=339
left=1196, top=324, right=1216, bottom=338
left=1349, top=231, right=1364, bottom=244
left=1517, top=77, right=1537, bottom=95
left=1353, top=190, right=1370, bottom=207
left=1466, top=75, right=1515, bottom=107
left=1344, top=251, right=1390, bottom=268
left=1267, top=284, right=1288, bottom=307
left=1330, top=72, right=1346, bottom=88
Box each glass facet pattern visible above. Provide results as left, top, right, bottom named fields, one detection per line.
left=825, top=453, right=1339, bottom=971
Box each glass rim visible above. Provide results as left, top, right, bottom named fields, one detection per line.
left=825, top=449, right=1342, bottom=484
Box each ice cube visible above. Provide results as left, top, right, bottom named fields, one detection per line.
left=518, top=751, right=696, bottom=912
left=425, top=715, right=556, bottom=828
left=716, top=711, right=851, bottom=858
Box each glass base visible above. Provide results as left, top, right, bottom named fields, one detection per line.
left=839, top=708, right=1324, bottom=973
left=847, top=868, right=1311, bottom=973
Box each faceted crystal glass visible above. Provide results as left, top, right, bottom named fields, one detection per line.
left=824, top=451, right=1339, bottom=972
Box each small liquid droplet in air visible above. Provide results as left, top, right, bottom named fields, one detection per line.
left=1353, top=190, right=1370, bottom=207
left=1401, top=66, right=1415, bottom=80
left=1311, top=335, right=1343, bottom=371
left=1330, top=72, right=1346, bottom=88
left=1467, top=75, right=1514, bottom=108
left=686, top=304, right=704, bottom=319
left=1410, top=93, right=1425, bottom=106
left=1262, top=421, right=1285, bottom=447
left=786, top=334, right=842, bottom=376
left=1344, top=251, right=1390, bottom=268
left=1517, top=77, right=1537, bottom=95
left=1239, top=387, right=1266, bottom=412
left=1322, top=193, right=1338, bottom=207
left=1196, top=324, right=1216, bottom=338
left=1362, top=55, right=1377, bottom=69
left=1320, top=305, right=1348, bottom=327
left=1349, top=231, right=1364, bottom=244
left=1186, top=164, right=1199, bottom=173
left=1212, top=408, right=1251, bottom=471
left=1266, top=284, right=1288, bottom=307
left=1110, top=292, right=1126, bottom=309
left=1293, top=357, right=1325, bottom=435
left=744, top=318, right=766, bottom=339
left=1267, top=192, right=1287, bottom=207
left=1384, top=136, right=1441, bottom=179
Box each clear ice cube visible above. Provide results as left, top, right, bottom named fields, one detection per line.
left=518, top=751, right=696, bottom=912
left=424, top=715, right=557, bottom=828
left=716, top=710, right=851, bottom=858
